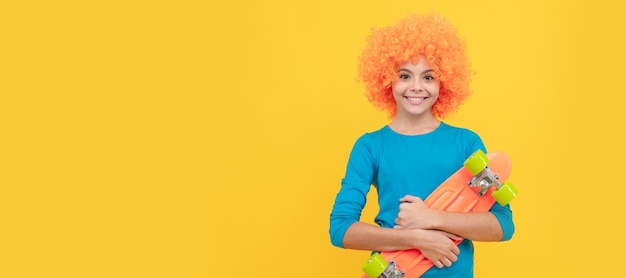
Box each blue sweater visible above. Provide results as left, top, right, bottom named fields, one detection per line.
left=329, top=123, right=514, bottom=277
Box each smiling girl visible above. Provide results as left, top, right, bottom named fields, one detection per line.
left=329, top=14, right=514, bottom=277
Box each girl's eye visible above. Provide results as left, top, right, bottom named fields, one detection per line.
left=399, top=74, right=410, bottom=80
left=424, top=75, right=435, bottom=81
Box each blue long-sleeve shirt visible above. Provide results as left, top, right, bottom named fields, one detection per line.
left=329, top=123, right=514, bottom=277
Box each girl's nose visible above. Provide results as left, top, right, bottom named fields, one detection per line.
left=411, top=81, right=423, bottom=92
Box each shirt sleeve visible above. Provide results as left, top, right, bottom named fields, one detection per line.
left=329, top=135, right=377, bottom=248
left=490, top=202, right=515, bottom=241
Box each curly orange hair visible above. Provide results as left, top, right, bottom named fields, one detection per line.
left=357, top=13, right=472, bottom=119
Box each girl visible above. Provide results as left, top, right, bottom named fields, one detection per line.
left=329, top=13, right=514, bottom=277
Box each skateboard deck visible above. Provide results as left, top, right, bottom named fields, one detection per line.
left=362, top=150, right=517, bottom=278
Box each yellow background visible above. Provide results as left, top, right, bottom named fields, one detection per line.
left=2, top=0, right=625, bottom=277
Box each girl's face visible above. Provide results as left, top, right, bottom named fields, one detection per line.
left=392, top=57, right=440, bottom=119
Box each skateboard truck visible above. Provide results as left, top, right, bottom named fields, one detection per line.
left=464, top=150, right=518, bottom=205
left=467, top=165, right=501, bottom=197
left=362, top=253, right=405, bottom=278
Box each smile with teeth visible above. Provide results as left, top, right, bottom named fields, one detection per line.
left=404, top=96, right=427, bottom=104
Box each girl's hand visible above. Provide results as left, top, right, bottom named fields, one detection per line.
left=412, top=229, right=462, bottom=268
left=394, top=195, right=437, bottom=230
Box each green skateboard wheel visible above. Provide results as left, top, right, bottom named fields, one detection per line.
left=464, top=149, right=489, bottom=175
left=362, top=253, right=387, bottom=278
left=492, top=181, right=518, bottom=205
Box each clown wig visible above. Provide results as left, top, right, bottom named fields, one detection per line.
left=357, top=13, right=472, bottom=119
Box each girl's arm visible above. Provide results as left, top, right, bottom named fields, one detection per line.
left=394, top=195, right=510, bottom=241
left=343, top=221, right=462, bottom=268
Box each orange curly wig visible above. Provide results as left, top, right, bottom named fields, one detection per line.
left=357, top=13, right=472, bottom=119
